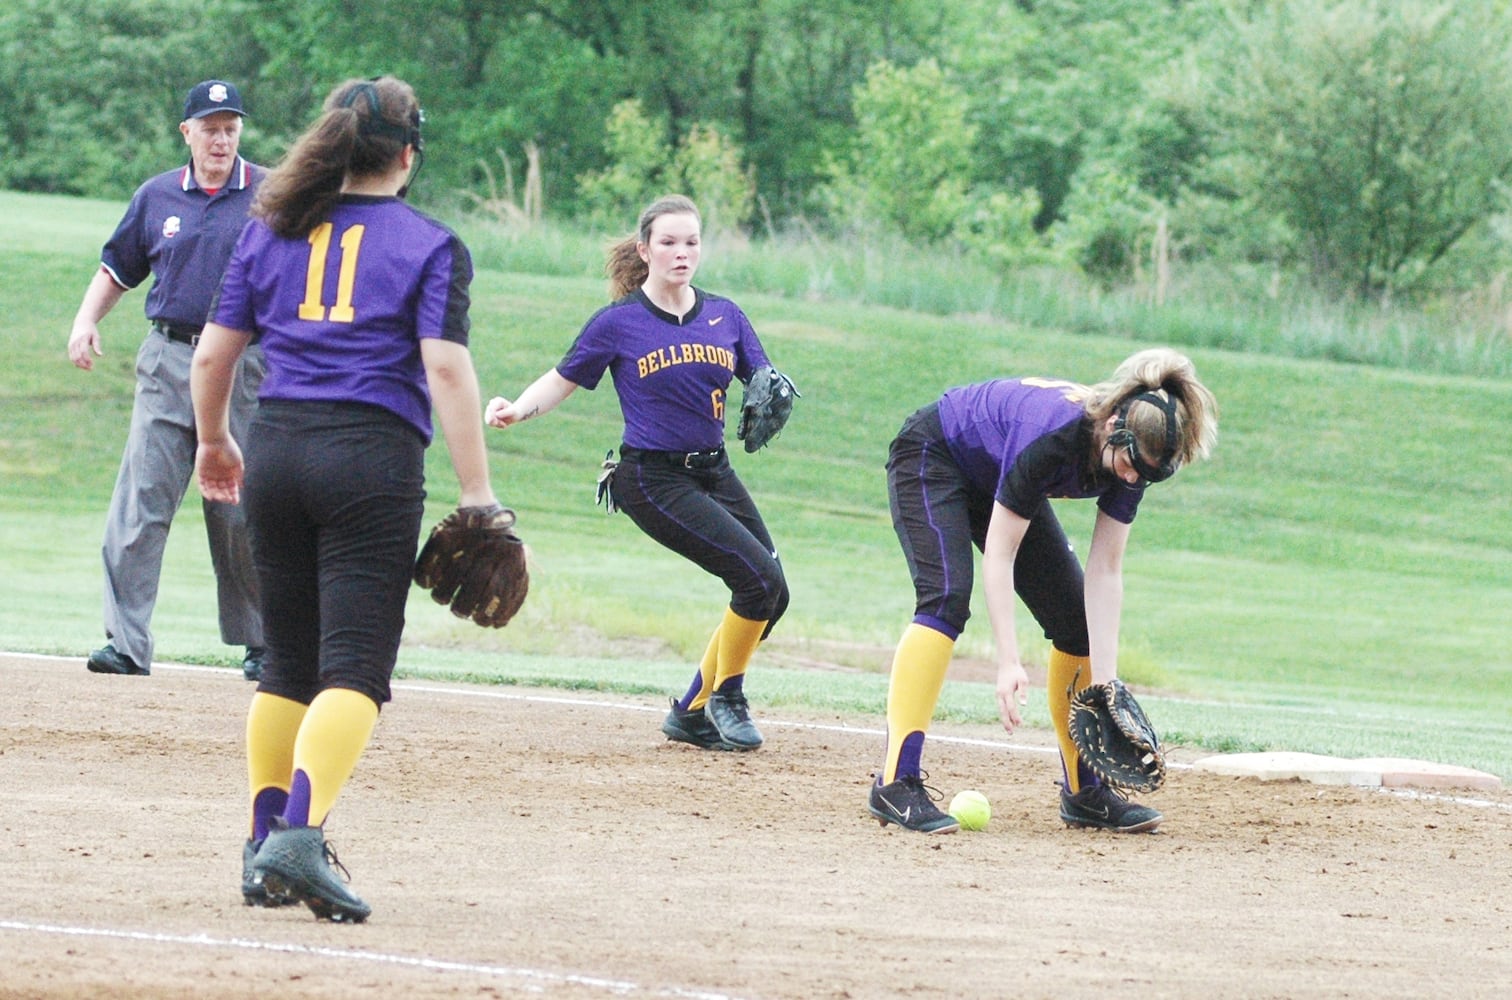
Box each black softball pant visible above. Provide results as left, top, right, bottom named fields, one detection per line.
left=243, top=401, right=427, bottom=707
left=611, top=451, right=789, bottom=633
left=886, top=403, right=1090, bottom=656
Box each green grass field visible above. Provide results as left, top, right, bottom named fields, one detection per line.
left=3, top=189, right=1509, bottom=780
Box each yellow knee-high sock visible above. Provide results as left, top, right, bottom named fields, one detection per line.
left=881, top=623, right=956, bottom=785
left=1048, top=647, right=1093, bottom=793
left=246, top=692, right=308, bottom=839
left=684, top=625, right=722, bottom=711
left=291, top=687, right=379, bottom=828
left=710, top=607, right=766, bottom=692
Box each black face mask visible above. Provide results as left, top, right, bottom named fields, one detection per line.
left=1108, top=391, right=1180, bottom=484
left=340, top=80, right=425, bottom=197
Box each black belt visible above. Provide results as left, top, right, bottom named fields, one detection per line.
left=619, top=445, right=726, bottom=469
left=151, top=320, right=203, bottom=347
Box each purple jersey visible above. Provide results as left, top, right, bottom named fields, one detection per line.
left=211, top=194, right=471, bottom=443
left=557, top=288, right=770, bottom=451
left=101, top=157, right=261, bottom=329
left=938, top=378, right=1145, bottom=524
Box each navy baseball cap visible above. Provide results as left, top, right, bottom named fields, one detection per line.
left=183, top=80, right=247, bottom=120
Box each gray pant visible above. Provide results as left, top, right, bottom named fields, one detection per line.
left=100, top=329, right=266, bottom=669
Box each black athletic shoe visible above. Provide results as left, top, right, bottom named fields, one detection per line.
left=1059, top=782, right=1163, bottom=833
left=867, top=774, right=960, bottom=834
left=661, top=699, right=733, bottom=750
left=704, top=690, right=764, bottom=750
left=242, top=647, right=265, bottom=682
left=241, top=838, right=297, bottom=907
left=86, top=644, right=149, bottom=676
left=252, top=822, right=371, bottom=923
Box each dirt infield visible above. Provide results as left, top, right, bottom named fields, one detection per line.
left=3, top=653, right=1509, bottom=999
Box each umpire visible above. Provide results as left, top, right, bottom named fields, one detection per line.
left=66, top=80, right=267, bottom=680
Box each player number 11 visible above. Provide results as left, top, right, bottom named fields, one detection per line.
left=298, top=222, right=366, bottom=323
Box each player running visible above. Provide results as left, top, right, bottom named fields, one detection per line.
left=868, top=348, right=1217, bottom=834
left=486, top=195, right=791, bottom=752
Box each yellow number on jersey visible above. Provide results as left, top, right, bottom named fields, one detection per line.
left=298, top=222, right=366, bottom=323
left=1021, top=376, right=1092, bottom=403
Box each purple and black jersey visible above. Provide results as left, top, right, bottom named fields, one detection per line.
left=211, top=194, right=472, bottom=443
left=557, top=288, right=770, bottom=452
left=938, top=378, right=1145, bottom=524
left=101, top=157, right=261, bottom=329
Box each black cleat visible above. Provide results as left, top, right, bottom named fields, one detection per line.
left=867, top=774, right=960, bottom=834
left=704, top=689, right=764, bottom=750
left=661, top=699, right=733, bottom=750
left=1060, top=782, right=1163, bottom=833
left=242, top=838, right=297, bottom=907
left=242, top=646, right=265, bottom=682
left=86, top=644, right=149, bottom=676
left=252, top=822, right=371, bottom=923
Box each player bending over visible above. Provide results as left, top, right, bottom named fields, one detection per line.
left=868, top=348, right=1217, bottom=834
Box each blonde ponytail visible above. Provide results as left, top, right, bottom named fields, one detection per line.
left=1087, top=348, right=1218, bottom=467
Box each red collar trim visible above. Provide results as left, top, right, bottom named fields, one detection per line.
left=180, top=157, right=250, bottom=192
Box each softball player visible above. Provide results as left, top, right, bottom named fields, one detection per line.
left=487, top=194, right=790, bottom=752
left=869, top=348, right=1217, bottom=834
left=193, top=76, right=499, bottom=921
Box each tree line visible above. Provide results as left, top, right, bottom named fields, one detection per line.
left=4, top=0, right=1512, bottom=301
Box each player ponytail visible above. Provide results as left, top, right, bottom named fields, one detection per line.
left=605, top=194, right=702, bottom=300
left=1086, top=348, right=1218, bottom=473
left=604, top=237, right=647, bottom=301
left=253, top=76, right=421, bottom=240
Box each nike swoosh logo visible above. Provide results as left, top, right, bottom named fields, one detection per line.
left=878, top=794, right=911, bottom=823
left=708, top=316, right=724, bottom=326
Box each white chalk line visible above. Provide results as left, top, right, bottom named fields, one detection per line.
left=5, top=651, right=1509, bottom=991
left=397, top=679, right=1063, bottom=754
left=0, top=921, right=739, bottom=999
left=18, top=653, right=1510, bottom=808
left=8, top=655, right=744, bottom=997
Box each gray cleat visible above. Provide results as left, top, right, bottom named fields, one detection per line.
left=252, top=822, right=372, bottom=923
left=242, top=838, right=297, bottom=907
left=704, top=690, right=763, bottom=750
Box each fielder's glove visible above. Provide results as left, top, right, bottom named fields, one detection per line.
left=736, top=365, right=800, bottom=452
left=413, top=504, right=529, bottom=628
left=595, top=448, right=619, bottom=514
left=1068, top=679, right=1166, bottom=792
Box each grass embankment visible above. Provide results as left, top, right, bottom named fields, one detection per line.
left=3, top=189, right=1509, bottom=779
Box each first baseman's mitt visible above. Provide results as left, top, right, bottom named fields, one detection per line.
left=736, top=365, right=800, bottom=452
left=413, top=504, right=529, bottom=628
left=1068, top=679, right=1166, bottom=792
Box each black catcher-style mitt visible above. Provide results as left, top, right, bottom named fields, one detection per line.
left=736, top=365, right=800, bottom=452
left=1068, top=679, right=1166, bottom=792
left=413, top=504, right=529, bottom=628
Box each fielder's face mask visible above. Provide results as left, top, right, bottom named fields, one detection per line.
left=1108, top=391, right=1181, bottom=484
left=340, top=79, right=426, bottom=196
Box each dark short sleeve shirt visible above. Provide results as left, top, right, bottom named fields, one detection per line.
left=210, top=194, right=472, bottom=443
left=937, top=377, right=1145, bottom=524
left=556, top=288, right=770, bottom=451
left=99, top=157, right=261, bottom=328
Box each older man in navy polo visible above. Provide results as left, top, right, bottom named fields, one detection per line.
left=67, top=80, right=267, bottom=681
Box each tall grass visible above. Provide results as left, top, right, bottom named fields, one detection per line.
left=454, top=216, right=1512, bottom=380
left=14, top=188, right=1509, bottom=379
